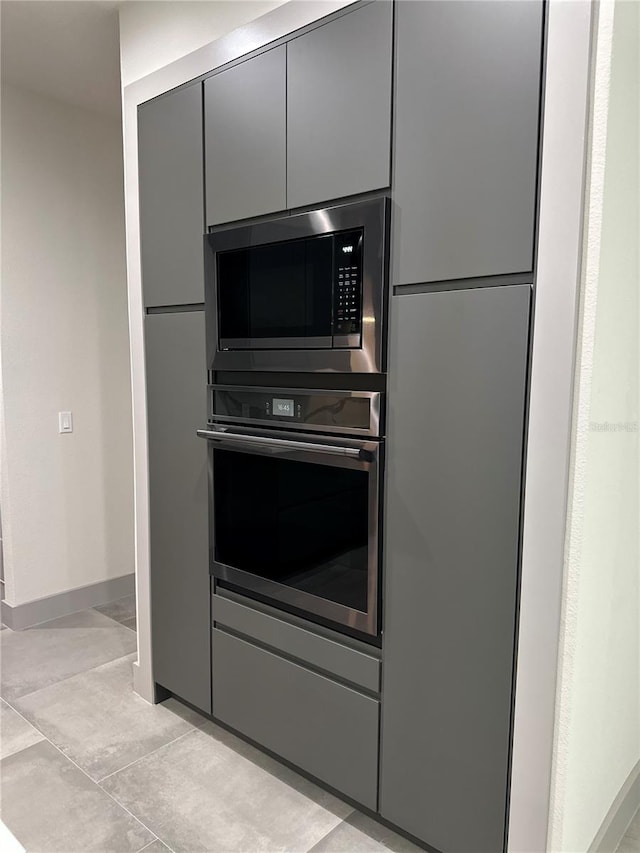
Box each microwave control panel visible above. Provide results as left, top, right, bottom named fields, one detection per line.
left=333, top=230, right=363, bottom=336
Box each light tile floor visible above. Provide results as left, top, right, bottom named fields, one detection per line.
left=0, top=598, right=421, bottom=853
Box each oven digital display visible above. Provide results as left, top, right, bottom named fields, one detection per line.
left=273, top=398, right=295, bottom=417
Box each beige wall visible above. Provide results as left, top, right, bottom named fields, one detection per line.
left=0, top=84, right=134, bottom=605
left=118, top=0, right=288, bottom=87
left=549, top=2, right=640, bottom=849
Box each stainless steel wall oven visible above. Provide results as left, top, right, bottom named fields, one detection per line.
left=204, top=198, right=390, bottom=374
left=198, top=386, right=383, bottom=641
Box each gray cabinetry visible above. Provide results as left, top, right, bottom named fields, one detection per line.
left=287, top=0, right=393, bottom=210
left=213, top=592, right=381, bottom=694
left=138, top=84, right=204, bottom=307
left=145, top=311, right=211, bottom=714
left=204, top=47, right=286, bottom=226
left=212, top=628, right=379, bottom=810
left=393, top=0, right=543, bottom=285
left=380, top=285, right=531, bottom=853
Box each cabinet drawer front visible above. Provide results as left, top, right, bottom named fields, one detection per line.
left=212, top=629, right=379, bottom=810
left=213, top=594, right=380, bottom=693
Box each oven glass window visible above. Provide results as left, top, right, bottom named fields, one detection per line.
left=217, top=236, right=333, bottom=341
left=214, top=449, right=369, bottom=612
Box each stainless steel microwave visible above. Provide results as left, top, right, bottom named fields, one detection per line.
left=204, top=197, right=390, bottom=373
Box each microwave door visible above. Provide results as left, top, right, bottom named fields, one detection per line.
left=216, top=235, right=334, bottom=350
left=205, top=197, right=389, bottom=373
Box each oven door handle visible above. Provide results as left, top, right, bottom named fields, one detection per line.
left=196, top=428, right=373, bottom=460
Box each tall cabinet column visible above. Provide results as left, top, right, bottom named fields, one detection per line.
left=381, top=2, right=543, bottom=850
left=138, top=82, right=211, bottom=714
left=380, top=285, right=531, bottom=853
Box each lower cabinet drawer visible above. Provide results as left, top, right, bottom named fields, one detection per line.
left=212, top=628, right=379, bottom=810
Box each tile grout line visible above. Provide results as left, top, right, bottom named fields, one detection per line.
left=4, top=699, right=355, bottom=853
left=137, top=835, right=176, bottom=853
left=0, top=650, right=139, bottom=704
left=90, top=607, right=137, bottom=634
left=0, top=699, right=164, bottom=853
left=1, top=693, right=184, bottom=853
left=15, top=711, right=163, bottom=851
left=98, top=723, right=351, bottom=853
left=0, top=696, right=46, bottom=759
left=96, top=727, right=197, bottom=784
left=3, top=675, right=201, bottom=786
left=136, top=841, right=160, bottom=853
left=4, top=618, right=351, bottom=853
left=91, top=606, right=136, bottom=630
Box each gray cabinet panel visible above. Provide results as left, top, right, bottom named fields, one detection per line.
left=213, top=628, right=379, bottom=810
left=145, top=311, right=211, bottom=714
left=287, top=1, right=393, bottom=210
left=393, top=0, right=543, bottom=284
left=213, top=594, right=380, bottom=693
left=380, top=286, right=531, bottom=853
left=138, top=84, right=204, bottom=306
left=205, top=47, right=286, bottom=226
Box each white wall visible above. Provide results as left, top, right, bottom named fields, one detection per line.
left=118, top=0, right=288, bottom=86
left=0, top=84, right=134, bottom=606
left=549, top=2, right=640, bottom=849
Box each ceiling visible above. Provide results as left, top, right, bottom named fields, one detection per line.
left=1, top=0, right=122, bottom=117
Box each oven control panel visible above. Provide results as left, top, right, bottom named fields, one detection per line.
left=333, top=230, right=363, bottom=336
left=209, top=386, right=380, bottom=436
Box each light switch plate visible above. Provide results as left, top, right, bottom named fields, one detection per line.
left=58, top=411, right=73, bottom=433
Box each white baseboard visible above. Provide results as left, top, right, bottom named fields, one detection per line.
left=1, top=573, right=135, bottom=630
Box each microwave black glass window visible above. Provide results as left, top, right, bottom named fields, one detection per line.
left=216, top=228, right=363, bottom=347
left=217, top=236, right=333, bottom=341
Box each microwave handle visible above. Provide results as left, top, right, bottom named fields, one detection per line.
left=196, top=428, right=371, bottom=460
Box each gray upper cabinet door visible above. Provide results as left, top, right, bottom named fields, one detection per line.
left=138, top=83, right=204, bottom=307
left=287, top=1, right=393, bottom=210
left=145, top=310, right=211, bottom=715
left=380, top=285, right=531, bottom=853
left=393, top=1, right=543, bottom=285
left=204, top=47, right=286, bottom=226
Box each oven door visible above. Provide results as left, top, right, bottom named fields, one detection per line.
left=197, top=426, right=381, bottom=639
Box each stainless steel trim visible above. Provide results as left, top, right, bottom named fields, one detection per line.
left=208, top=385, right=383, bottom=438
left=210, top=384, right=379, bottom=398
left=205, top=197, right=390, bottom=374
left=219, top=336, right=333, bottom=350
left=197, top=427, right=365, bottom=458
left=213, top=562, right=374, bottom=635
left=333, top=334, right=361, bottom=348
